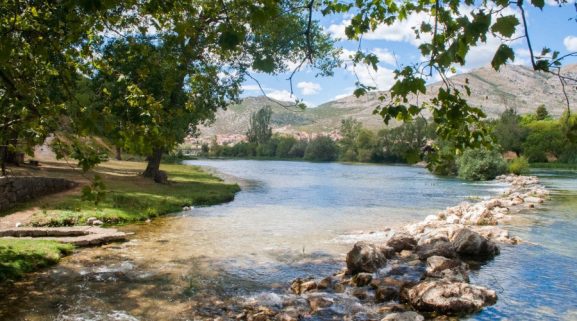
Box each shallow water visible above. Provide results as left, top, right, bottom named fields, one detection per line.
left=0, top=160, right=575, bottom=320
left=469, top=169, right=577, bottom=321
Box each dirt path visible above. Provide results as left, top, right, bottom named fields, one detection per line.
left=0, top=208, right=39, bottom=229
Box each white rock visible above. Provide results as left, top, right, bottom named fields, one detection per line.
left=524, top=196, right=544, bottom=204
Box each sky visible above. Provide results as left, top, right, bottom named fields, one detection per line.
left=241, top=2, right=577, bottom=107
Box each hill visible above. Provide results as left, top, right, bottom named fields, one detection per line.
left=197, top=64, right=577, bottom=140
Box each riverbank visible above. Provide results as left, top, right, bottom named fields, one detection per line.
left=0, top=159, right=240, bottom=282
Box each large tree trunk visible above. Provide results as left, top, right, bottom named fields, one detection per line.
left=143, top=147, right=167, bottom=183
left=115, top=146, right=122, bottom=161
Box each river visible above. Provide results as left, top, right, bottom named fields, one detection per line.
left=0, top=160, right=576, bottom=320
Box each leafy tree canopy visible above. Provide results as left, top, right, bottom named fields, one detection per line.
left=0, top=0, right=340, bottom=179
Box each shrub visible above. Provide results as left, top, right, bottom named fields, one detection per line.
left=304, top=136, right=338, bottom=162
left=508, top=156, right=530, bottom=175
left=457, top=148, right=507, bottom=181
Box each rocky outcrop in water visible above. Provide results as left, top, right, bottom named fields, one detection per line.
left=346, top=241, right=394, bottom=274
left=400, top=280, right=497, bottom=314
left=269, top=174, right=549, bottom=320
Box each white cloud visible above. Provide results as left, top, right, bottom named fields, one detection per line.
left=297, top=81, right=322, bottom=95
left=351, top=65, right=395, bottom=91
left=328, top=12, right=431, bottom=46
left=339, top=47, right=396, bottom=67
left=267, top=90, right=298, bottom=102
left=458, top=6, right=524, bottom=69
left=372, top=48, right=397, bottom=66
left=334, top=93, right=352, bottom=100
left=564, top=36, right=577, bottom=52
left=330, top=5, right=526, bottom=70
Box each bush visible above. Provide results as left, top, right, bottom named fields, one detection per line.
left=508, top=156, right=530, bottom=175
left=304, top=136, right=338, bottom=162
left=456, top=148, right=507, bottom=181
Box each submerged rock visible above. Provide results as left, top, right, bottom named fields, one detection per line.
left=401, top=280, right=497, bottom=314
left=451, top=228, right=499, bottom=259
left=381, top=311, right=424, bottom=321
left=375, top=286, right=400, bottom=302
left=346, top=241, right=392, bottom=274
left=352, top=272, right=373, bottom=287
left=307, top=294, right=334, bottom=311
left=290, top=278, right=317, bottom=295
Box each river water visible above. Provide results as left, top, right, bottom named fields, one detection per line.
left=0, top=160, right=576, bottom=320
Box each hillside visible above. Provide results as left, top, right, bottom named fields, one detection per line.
left=198, top=64, right=577, bottom=140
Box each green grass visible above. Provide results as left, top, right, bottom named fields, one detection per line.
left=26, top=162, right=240, bottom=226
left=0, top=239, right=73, bottom=282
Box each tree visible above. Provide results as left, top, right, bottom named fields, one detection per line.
left=492, top=108, right=528, bottom=155
left=0, top=1, right=339, bottom=179
left=536, top=105, right=550, bottom=121
left=304, top=136, right=338, bottom=161
left=247, top=107, right=273, bottom=145
left=457, top=149, right=507, bottom=181
left=0, top=1, right=124, bottom=175
left=88, top=1, right=338, bottom=181
left=322, top=0, right=576, bottom=164
left=522, top=120, right=566, bottom=162
left=378, top=118, right=433, bottom=163
left=338, top=118, right=363, bottom=161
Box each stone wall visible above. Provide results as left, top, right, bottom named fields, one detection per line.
left=0, top=176, right=77, bottom=212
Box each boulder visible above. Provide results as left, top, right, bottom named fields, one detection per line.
left=381, top=311, right=425, bottom=321
left=352, top=272, right=373, bottom=287
left=387, top=232, right=417, bottom=252
left=425, top=256, right=469, bottom=283
left=307, top=295, right=333, bottom=311
left=451, top=228, right=499, bottom=259
left=351, top=287, right=369, bottom=300
left=317, top=276, right=334, bottom=290
left=375, top=286, right=400, bottom=302
left=416, top=241, right=457, bottom=260
left=346, top=241, right=392, bottom=274
left=401, top=280, right=497, bottom=314
left=290, top=278, right=317, bottom=295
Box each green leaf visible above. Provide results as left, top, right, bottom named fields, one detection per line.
left=531, top=0, right=545, bottom=9
left=491, top=44, right=515, bottom=70
left=491, top=16, right=519, bottom=38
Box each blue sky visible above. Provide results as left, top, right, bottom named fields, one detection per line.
left=242, top=2, right=577, bottom=107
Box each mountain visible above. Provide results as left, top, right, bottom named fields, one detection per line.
left=197, top=64, right=577, bottom=140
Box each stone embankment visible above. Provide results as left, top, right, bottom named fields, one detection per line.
left=235, top=175, right=549, bottom=321
left=0, top=176, right=77, bottom=212
left=0, top=226, right=129, bottom=246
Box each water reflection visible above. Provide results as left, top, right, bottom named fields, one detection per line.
left=0, top=161, right=575, bottom=321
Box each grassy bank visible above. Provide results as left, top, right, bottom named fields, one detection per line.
left=0, top=239, right=73, bottom=282
left=0, top=160, right=239, bottom=282
left=19, top=160, right=240, bottom=226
